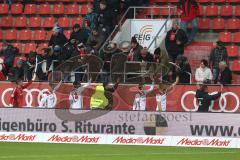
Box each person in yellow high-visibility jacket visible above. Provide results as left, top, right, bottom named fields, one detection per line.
left=90, top=84, right=109, bottom=110
left=90, top=79, right=120, bottom=110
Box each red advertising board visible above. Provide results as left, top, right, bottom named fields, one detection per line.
left=0, top=81, right=239, bottom=112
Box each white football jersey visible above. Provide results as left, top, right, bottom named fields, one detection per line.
left=39, top=92, right=56, bottom=108
left=156, top=93, right=167, bottom=111
left=69, top=82, right=90, bottom=109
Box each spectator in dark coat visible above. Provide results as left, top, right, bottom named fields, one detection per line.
left=165, top=20, right=188, bottom=62
left=84, top=5, right=98, bottom=30
left=96, top=0, right=114, bottom=37
left=219, top=61, right=232, bottom=85
left=137, top=47, right=153, bottom=62
left=128, top=36, right=143, bottom=61
left=0, top=42, right=17, bottom=69
left=24, top=52, right=47, bottom=81
left=175, top=55, right=192, bottom=84
left=86, top=28, right=105, bottom=54
left=48, top=26, right=68, bottom=49
left=209, top=41, right=229, bottom=84
left=70, top=24, right=89, bottom=45
left=8, top=59, right=25, bottom=81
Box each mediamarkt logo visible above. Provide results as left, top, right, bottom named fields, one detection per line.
left=48, top=135, right=100, bottom=143
left=0, top=134, right=36, bottom=141
left=177, top=138, right=231, bottom=147
left=112, top=136, right=165, bottom=145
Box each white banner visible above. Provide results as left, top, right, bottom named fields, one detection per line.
left=130, top=19, right=171, bottom=50
left=0, top=132, right=238, bottom=148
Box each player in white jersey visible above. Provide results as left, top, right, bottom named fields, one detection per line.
left=156, top=81, right=177, bottom=112
left=69, top=79, right=91, bottom=109
left=133, top=77, right=155, bottom=111
left=39, top=80, right=62, bottom=108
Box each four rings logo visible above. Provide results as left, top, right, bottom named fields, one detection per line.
left=1, top=88, right=57, bottom=107
left=181, top=91, right=239, bottom=112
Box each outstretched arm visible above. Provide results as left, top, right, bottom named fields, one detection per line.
left=52, top=80, right=63, bottom=93
left=22, top=80, right=32, bottom=89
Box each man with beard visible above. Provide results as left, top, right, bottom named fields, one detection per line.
left=165, top=20, right=188, bottom=62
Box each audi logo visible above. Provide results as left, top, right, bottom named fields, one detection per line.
left=181, top=91, right=239, bottom=112
left=1, top=88, right=57, bottom=107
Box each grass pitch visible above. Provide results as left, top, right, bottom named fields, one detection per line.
left=0, top=142, right=239, bottom=160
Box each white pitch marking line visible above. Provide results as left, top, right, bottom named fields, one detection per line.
left=0, top=152, right=236, bottom=159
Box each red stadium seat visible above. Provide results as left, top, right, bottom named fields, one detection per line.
left=0, top=30, right=3, bottom=40
left=64, top=30, right=71, bottom=39
left=205, top=5, right=218, bottom=16
left=198, top=5, right=205, bottom=16
left=232, top=60, right=240, bottom=72
left=80, top=5, right=89, bottom=15
left=36, top=43, right=48, bottom=54
left=15, top=16, right=27, bottom=27
left=145, top=8, right=160, bottom=16
left=52, top=4, right=65, bottom=15
left=29, top=17, right=42, bottom=28
left=235, top=6, right=240, bottom=17
left=218, top=32, right=232, bottom=43
left=168, top=0, right=178, bottom=2
left=71, top=17, right=83, bottom=26
left=33, top=30, right=46, bottom=41
left=12, top=43, right=23, bottom=53
left=23, top=43, right=37, bottom=54
left=213, top=0, right=226, bottom=2
left=226, top=45, right=238, bottom=57
left=0, top=3, right=9, bottom=14
left=39, top=4, right=51, bottom=15
left=0, top=16, right=14, bottom=27
left=11, top=3, right=23, bottom=14
left=4, top=29, right=17, bottom=40
left=212, top=18, right=225, bottom=30
left=66, top=4, right=80, bottom=15
left=19, top=30, right=32, bottom=41
left=160, top=6, right=175, bottom=16
left=220, top=5, right=233, bottom=17
left=233, top=32, right=240, bottom=43
left=198, top=18, right=210, bottom=30
left=47, top=31, right=53, bottom=40
left=197, top=0, right=211, bottom=2
left=24, top=4, right=37, bottom=15
left=226, top=18, right=240, bottom=30
left=58, top=17, right=71, bottom=28
left=229, top=0, right=240, bottom=2
left=43, top=17, right=56, bottom=28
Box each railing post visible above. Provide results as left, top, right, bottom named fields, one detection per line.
left=134, top=7, right=136, bottom=19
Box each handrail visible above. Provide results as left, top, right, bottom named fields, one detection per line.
left=99, top=6, right=176, bottom=54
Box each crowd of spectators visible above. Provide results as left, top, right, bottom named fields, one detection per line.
left=0, top=0, right=233, bottom=85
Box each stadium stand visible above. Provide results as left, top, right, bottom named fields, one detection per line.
left=0, top=0, right=240, bottom=84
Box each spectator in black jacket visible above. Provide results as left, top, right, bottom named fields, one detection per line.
left=8, top=59, right=25, bottom=81
left=96, top=0, right=114, bottom=37
left=0, top=42, right=16, bottom=69
left=195, top=84, right=222, bottom=112
left=49, top=26, right=68, bottom=49
left=219, top=61, right=232, bottom=85
left=209, top=41, right=229, bottom=84
left=86, top=28, right=105, bottom=54
left=138, top=47, right=153, bottom=62
left=165, top=20, right=188, bottom=62
left=128, top=36, right=143, bottom=61
left=103, top=78, right=120, bottom=110
left=175, top=55, right=192, bottom=84
left=70, top=24, right=89, bottom=45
